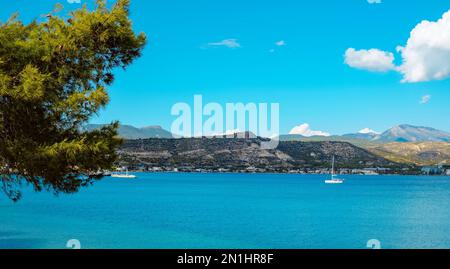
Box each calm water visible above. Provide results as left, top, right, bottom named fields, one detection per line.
left=1, top=173, right=450, bottom=249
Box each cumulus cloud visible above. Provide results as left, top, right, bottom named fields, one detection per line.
left=397, top=10, right=450, bottom=82
left=367, top=0, right=382, bottom=4
left=420, top=95, right=431, bottom=104
left=346, top=9, right=450, bottom=83
left=67, top=0, right=81, bottom=3
left=344, top=48, right=395, bottom=72
left=205, top=39, right=241, bottom=49
left=358, top=128, right=380, bottom=134
left=289, top=123, right=331, bottom=137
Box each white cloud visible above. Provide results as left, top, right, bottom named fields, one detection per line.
left=367, top=0, right=382, bottom=4
left=358, top=128, right=380, bottom=134
left=206, top=39, right=241, bottom=49
left=275, top=40, right=286, bottom=46
left=420, top=94, right=431, bottom=104
left=289, top=123, right=331, bottom=137
left=344, top=48, right=395, bottom=72
left=67, top=0, right=81, bottom=4
left=347, top=10, right=450, bottom=83
left=397, top=10, right=450, bottom=82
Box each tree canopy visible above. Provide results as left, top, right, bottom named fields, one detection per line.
left=0, top=0, right=146, bottom=201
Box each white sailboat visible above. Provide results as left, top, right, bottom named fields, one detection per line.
left=111, top=169, right=137, bottom=179
left=325, top=156, right=344, bottom=184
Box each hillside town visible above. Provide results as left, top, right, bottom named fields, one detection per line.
left=112, top=138, right=450, bottom=176
left=115, top=163, right=450, bottom=176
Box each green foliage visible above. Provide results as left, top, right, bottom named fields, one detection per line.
left=0, top=0, right=146, bottom=201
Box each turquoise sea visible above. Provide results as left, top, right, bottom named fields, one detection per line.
left=1, top=173, right=450, bottom=249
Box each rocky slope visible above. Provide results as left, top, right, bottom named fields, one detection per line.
left=368, top=142, right=450, bottom=166
left=118, top=138, right=400, bottom=172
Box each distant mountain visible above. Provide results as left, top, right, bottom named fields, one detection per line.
left=282, top=124, right=450, bottom=145
left=368, top=142, right=450, bottom=166
left=85, top=124, right=173, bottom=139
left=375, top=124, right=450, bottom=143
left=86, top=123, right=450, bottom=144
left=278, top=134, right=305, bottom=141
left=342, top=132, right=380, bottom=141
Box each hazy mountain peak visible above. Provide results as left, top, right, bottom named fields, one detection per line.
left=141, top=125, right=163, bottom=130
left=377, top=124, right=450, bottom=142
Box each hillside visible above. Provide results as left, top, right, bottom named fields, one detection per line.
left=368, top=142, right=450, bottom=166
left=117, top=138, right=400, bottom=172
left=279, top=134, right=382, bottom=148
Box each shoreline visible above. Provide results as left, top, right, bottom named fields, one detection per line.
left=110, top=170, right=448, bottom=177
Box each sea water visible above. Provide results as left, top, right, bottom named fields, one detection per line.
left=1, top=173, right=449, bottom=249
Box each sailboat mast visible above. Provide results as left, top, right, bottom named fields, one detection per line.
left=332, top=155, right=335, bottom=175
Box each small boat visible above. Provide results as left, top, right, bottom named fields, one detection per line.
left=325, top=156, right=344, bottom=184
left=111, top=169, right=137, bottom=179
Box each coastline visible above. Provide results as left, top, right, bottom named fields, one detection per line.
left=112, top=170, right=444, bottom=177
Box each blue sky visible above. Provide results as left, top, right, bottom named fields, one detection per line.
left=2, top=0, right=450, bottom=135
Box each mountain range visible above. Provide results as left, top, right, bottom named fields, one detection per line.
left=87, top=123, right=450, bottom=143
left=282, top=125, right=450, bottom=166
left=282, top=124, right=450, bottom=143
left=86, top=123, right=449, bottom=166
left=373, top=124, right=450, bottom=142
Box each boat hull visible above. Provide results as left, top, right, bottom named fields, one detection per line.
left=111, top=175, right=136, bottom=179
left=325, top=180, right=344, bottom=184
